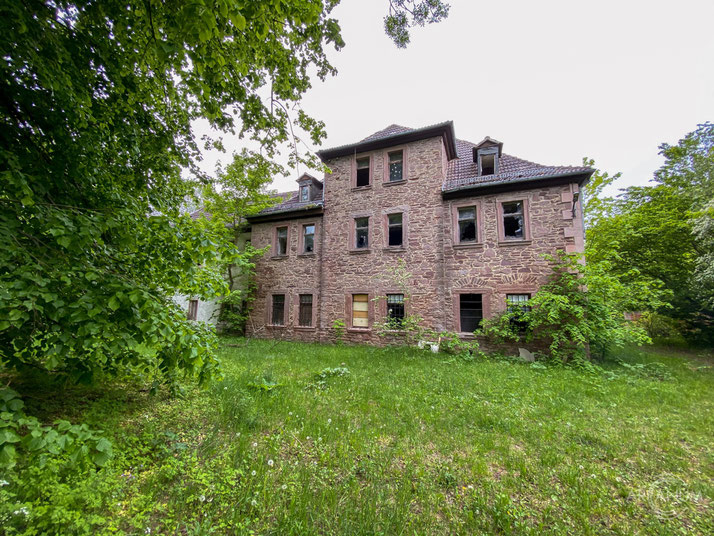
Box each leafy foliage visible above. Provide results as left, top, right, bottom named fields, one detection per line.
left=384, top=0, right=450, bottom=48
left=0, top=1, right=345, bottom=383
left=480, top=252, right=667, bottom=361
left=585, top=123, right=714, bottom=343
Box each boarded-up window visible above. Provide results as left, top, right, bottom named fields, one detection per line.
left=459, top=294, right=483, bottom=332
left=386, top=294, right=405, bottom=323
left=356, top=157, right=370, bottom=187
left=355, top=217, right=369, bottom=249
left=502, top=201, right=524, bottom=239
left=187, top=299, right=198, bottom=321
left=352, top=294, right=369, bottom=328
left=303, top=224, right=315, bottom=253
left=276, top=226, right=288, bottom=255
left=458, top=207, right=476, bottom=243
left=299, top=294, right=313, bottom=327
left=388, top=150, right=403, bottom=182
left=271, top=294, right=285, bottom=325
left=388, top=213, right=403, bottom=247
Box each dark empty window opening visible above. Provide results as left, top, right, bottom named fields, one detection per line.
left=458, top=207, right=477, bottom=243
left=303, top=224, right=315, bottom=253
left=507, top=294, right=531, bottom=332
left=502, top=201, right=524, bottom=239
left=386, top=294, right=405, bottom=324
left=388, top=150, right=404, bottom=182
left=459, top=294, right=483, bottom=333
left=480, top=153, right=496, bottom=175
left=276, top=226, right=288, bottom=255
left=187, top=299, right=198, bottom=321
left=271, top=294, right=285, bottom=325
left=355, top=217, right=369, bottom=249
left=300, top=185, right=309, bottom=201
left=298, top=294, right=313, bottom=327
left=388, top=213, right=403, bottom=247
left=356, top=157, right=370, bottom=187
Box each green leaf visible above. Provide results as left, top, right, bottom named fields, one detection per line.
left=0, top=444, right=17, bottom=468
left=0, top=428, right=21, bottom=444
left=230, top=12, right=246, bottom=30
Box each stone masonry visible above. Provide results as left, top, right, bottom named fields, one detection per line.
left=246, top=122, right=592, bottom=345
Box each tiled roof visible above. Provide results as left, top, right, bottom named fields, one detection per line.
left=443, top=138, right=592, bottom=192
left=255, top=191, right=323, bottom=216
left=360, top=124, right=412, bottom=142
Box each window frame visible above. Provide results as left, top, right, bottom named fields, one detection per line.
left=352, top=154, right=372, bottom=189
left=272, top=224, right=290, bottom=257
left=295, top=292, right=316, bottom=329
left=506, top=293, right=532, bottom=333
left=299, top=221, right=317, bottom=255
left=346, top=291, right=373, bottom=331
left=451, top=200, right=482, bottom=247
left=478, top=147, right=499, bottom=176
left=385, top=293, right=406, bottom=326
left=452, top=289, right=492, bottom=335
left=268, top=292, right=288, bottom=327
left=187, top=299, right=198, bottom=321
left=300, top=184, right=310, bottom=202
left=383, top=145, right=409, bottom=184
left=497, top=198, right=530, bottom=243
left=350, top=214, right=371, bottom=251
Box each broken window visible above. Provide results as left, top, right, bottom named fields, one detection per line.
left=187, top=299, right=198, bottom=321
left=356, top=157, right=370, bottom=187
left=480, top=153, right=496, bottom=175
left=271, top=294, right=285, bottom=325
left=459, top=294, right=483, bottom=332
left=300, top=185, right=309, bottom=201
left=386, top=294, right=405, bottom=324
left=276, top=226, right=288, bottom=255
left=298, top=294, right=313, bottom=327
left=303, top=224, right=315, bottom=253
left=457, top=207, right=477, bottom=243
left=352, top=294, right=369, bottom=328
left=388, top=213, right=403, bottom=247
left=388, top=150, right=404, bottom=182
left=355, top=217, right=369, bottom=249
left=502, top=201, right=524, bottom=239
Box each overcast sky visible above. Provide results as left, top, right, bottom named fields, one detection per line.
left=197, top=0, right=714, bottom=195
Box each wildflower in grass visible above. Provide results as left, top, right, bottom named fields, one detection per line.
left=251, top=470, right=257, bottom=476
left=0, top=479, right=9, bottom=486
left=145, top=529, right=151, bottom=535
left=267, top=459, right=274, bottom=467
left=282, top=484, right=287, bottom=490
left=199, top=495, right=206, bottom=502
left=327, top=418, right=332, bottom=424
left=251, top=499, right=258, bottom=507
left=252, top=442, right=258, bottom=448
left=13, top=507, right=29, bottom=516
left=289, top=411, right=293, bottom=416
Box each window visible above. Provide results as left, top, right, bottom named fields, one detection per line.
left=271, top=294, right=285, bottom=325
left=303, top=224, right=315, bottom=253
left=356, top=157, right=370, bottom=187
left=480, top=153, right=496, bottom=175
left=388, top=150, right=403, bottom=182
left=459, top=294, right=483, bottom=332
left=352, top=294, right=369, bottom=328
left=506, top=294, right=531, bottom=332
left=298, top=294, right=313, bottom=327
left=457, top=207, right=477, bottom=243
left=387, top=213, right=403, bottom=247
left=300, top=185, right=309, bottom=201
left=502, top=201, right=524, bottom=239
left=355, top=217, right=369, bottom=249
left=386, top=294, right=405, bottom=324
left=187, top=299, right=198, bottom=321
left=276, top=226, right=288, bottom=255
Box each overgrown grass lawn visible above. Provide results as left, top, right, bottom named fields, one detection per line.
left=12, top=340, right=714, bottom=534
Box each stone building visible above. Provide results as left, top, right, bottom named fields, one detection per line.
left=245, top=122, right=593, bottom=344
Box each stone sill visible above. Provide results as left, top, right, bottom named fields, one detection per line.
left=498, top=239, right=532, bottom=247
left=383, top=247, right=406, bottom=253
left=294, top=326, right=316, bottom=331
left=452, top=243, right=483, bottom=250
left=347, top=327, right=371, bottom=333
left=267, top=324, right=286, bottom=329
left=297, top=253, right=316, bottom=258
left=270, top=255, right=289, bottom=260
left=349, top=248, right=371, bottom=255
left=383, top=179, right=407, bottom=187
left=351, top=186, right=372, bottom=192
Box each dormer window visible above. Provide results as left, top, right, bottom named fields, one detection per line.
left=473, top=137, right=503, bottom=177
left=300, top=185, right=309, bottom=201
left=480, top=153, right=496, bottom=175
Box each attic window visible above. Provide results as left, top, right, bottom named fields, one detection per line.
left=300, top=185, right=309, bottom=201
left=480, top=153, right=496, bottom=175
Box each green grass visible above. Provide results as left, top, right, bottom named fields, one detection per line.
left=5, top=340, right=714, bottom=535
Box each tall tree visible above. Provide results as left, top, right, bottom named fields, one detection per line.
left=0, top=0, right=344, bottom=384
left=384, top=0, right=450, bottom=48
